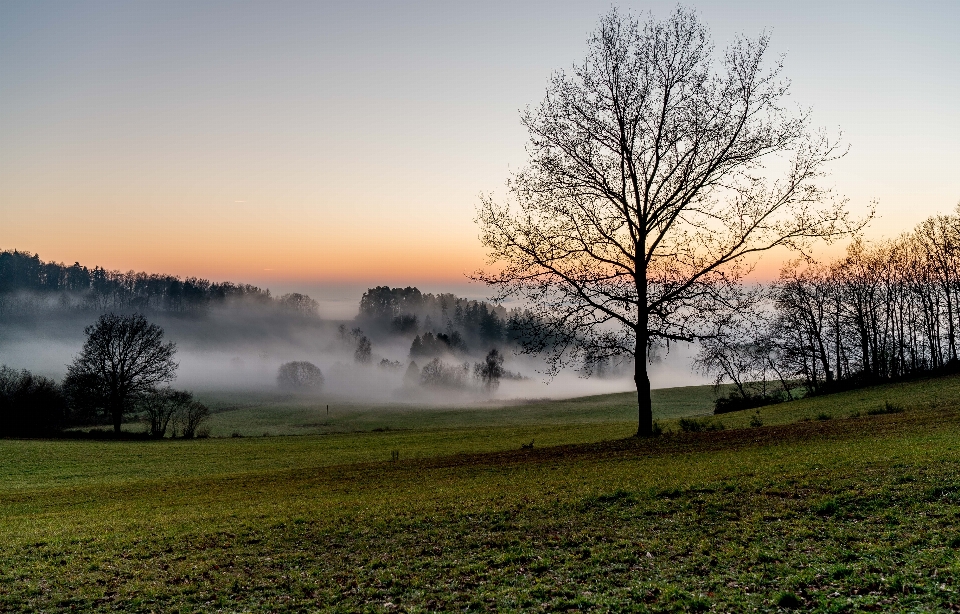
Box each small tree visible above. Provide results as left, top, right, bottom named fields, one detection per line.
left=172, top=399, right=210, bottom=438
left=403, top=360, right=420, bottom=387
left=474, top=349, right=505, bottom=391
left=64, top=313, right=177, bottom=433
left=354, top=334, right=372, bottom=364
left=420, top=358, right=469, bottom=388
left=139, top=388, right=194, bottom=438
left=277, top=361, right=324, bottom=391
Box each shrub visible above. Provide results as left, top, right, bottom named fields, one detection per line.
left=0, top=366, right=67, bottom=437
left=677, top=417, right=725, bottom=433
left=867, top=400, right=905, bottom=415
left=420, top=358, right=469, bottom=388
left=277, top=361, right=324, bottom=391
left=174, top=401, right=210, bottom=439
left=714, top=391, right=785, bottom=414
left=138, top=388, right=193, bottom=438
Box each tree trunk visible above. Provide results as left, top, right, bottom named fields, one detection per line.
left=636, top=256, right=652, bottom=437
left=635, top=347, right=653, bottom=436
left=108, top=386, right=123, bottom=434
left=112, top=404, right=122, bottom=434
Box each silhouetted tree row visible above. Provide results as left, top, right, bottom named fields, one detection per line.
left=410, top=331, right=467, bottom=358
left=699, top=208, right=960, bottom=400
left=0, top=250, right=317, bottom=316
left=357, top=286, right=508, bottom=345
left=2, top=313, right=209, bottom=438
left=0, top=367, right=67, bottom=437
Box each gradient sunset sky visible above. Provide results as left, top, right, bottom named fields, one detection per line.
left=2, top=1, right=958, bottom=305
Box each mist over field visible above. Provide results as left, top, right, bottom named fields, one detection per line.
left=0, top=289, right=707, bottom=404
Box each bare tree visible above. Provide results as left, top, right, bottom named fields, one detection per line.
left=139, top=388, right=193, bottom=439
left=475, top=7, right=862, bottom=435
left=172, top=399, right=210, bottom=439
left=64, top=313, right=178, bottom=433
left=474, top=348, right=506, bottom=391
left=352, top=328, right=372, bottom=364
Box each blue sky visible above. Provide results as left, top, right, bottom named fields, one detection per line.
left=2, top=1, right=958, bottom=307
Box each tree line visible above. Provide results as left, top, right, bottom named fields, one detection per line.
left=698, top=209, right=960, bottom=408
left=0, top=249, right=318, bottom=315
left=1, top=313, right=208, bottom=438
left=357, top=286, right=548, bottom=353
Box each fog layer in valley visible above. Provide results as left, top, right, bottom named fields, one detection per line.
left=0, top=293, right=708, bottom=405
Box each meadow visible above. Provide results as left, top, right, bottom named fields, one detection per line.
left=3, top=377, right=960, bottom=611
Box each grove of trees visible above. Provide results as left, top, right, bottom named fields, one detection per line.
left=2, top=313, right=210, bottom=438
left=64, top=313, right=179, bottom=433
left=699, top=208, right=960, bottom=403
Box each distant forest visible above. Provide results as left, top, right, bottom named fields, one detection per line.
left=0, top=249, right=301, bottom=313
left=356, top=286, right=535, bottom=347
left=0, top=250, right=538, bottom=357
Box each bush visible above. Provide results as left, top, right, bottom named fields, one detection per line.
left=173, top=401, right=210, bottom=439
left=867, top=400, right=905, bottom=415
left=138, top=388, right=193, bottom=438
left=714, top=391, right=785, bottom=414
left=277, top=361, right=324, bottom=391
left=677, top=417, right=725, bottom=433
left=420, top=358, right=469, bottom=388
left=0, top=366, right=67, bottom=437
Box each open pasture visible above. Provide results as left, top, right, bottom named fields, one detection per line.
left=195, top=383, right=724, bottom=438
left=4, top=376, right=960, bottom=611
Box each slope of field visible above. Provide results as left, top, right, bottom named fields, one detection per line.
left=3, top=376, right=960, bottom=611
left=197, top=383, right=724, bottom=437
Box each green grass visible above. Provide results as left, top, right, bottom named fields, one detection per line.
left=4, top=375, right=960, bottom=611
left=197, top=383, right=723, bottom=437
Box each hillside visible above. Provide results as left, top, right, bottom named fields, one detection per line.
left=3, top=375, right=960, bottom=610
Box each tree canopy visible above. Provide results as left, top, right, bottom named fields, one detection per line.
left=64, top=313, right=178, bottom=433
left=476, top=7, right=862, bottom=435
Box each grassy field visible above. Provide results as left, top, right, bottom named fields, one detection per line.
left=4, top=376, right=960, bottom=611
left=196, top=383, right=724, bottom=438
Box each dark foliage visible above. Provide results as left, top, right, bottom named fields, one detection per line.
left=358, top=286, right=507, bottom=346
left=714, top=392, right=786, bottom=415
left=474, top=349, right=505, bottom=391
left=0, top=249, right=317, bottom=315
left=277, top=361, right=324, bottom=391
left=677, top=417, right=725, bottom=433
left=410, top=331, right=467, bottom=358
left=0, top=367, right=67, bottom=437
left=391, top=314, right=418, bottom=333
left=64, top=313, right=178, bottom=433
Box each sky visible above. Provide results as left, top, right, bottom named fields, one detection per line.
left=2, top=1, right=958, bottom=314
